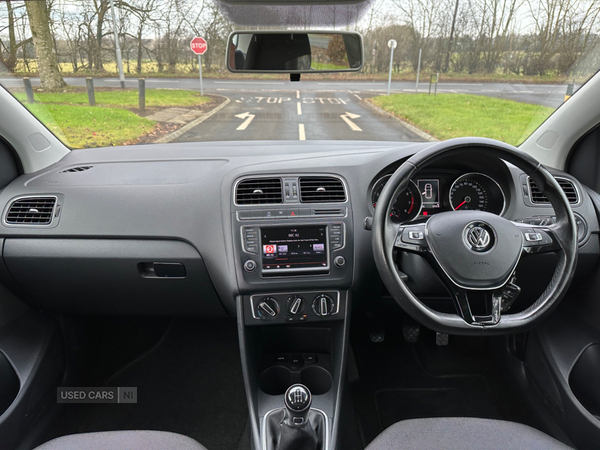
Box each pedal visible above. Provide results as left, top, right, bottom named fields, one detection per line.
left=402, top=317, right=420, bottom=343
left=436, top=332, right=449, bottom=346
left=369, top=321, right=385, bottom=343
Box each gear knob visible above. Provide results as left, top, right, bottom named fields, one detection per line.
left=284, top=384, right=311, bottom=425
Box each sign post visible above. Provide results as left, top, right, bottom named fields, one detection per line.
left=387, top=39, right=397, bottom=97
left=190, top=37, right=207, bottom=96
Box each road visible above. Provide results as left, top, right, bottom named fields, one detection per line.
left=175, top=88, right=424, bottom=142
left=0, top=76, right=574, bottom=143
left=0, top=76, right=573, bottom=108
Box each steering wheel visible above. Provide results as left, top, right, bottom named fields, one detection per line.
left=372, top=138, right=578, bottom=335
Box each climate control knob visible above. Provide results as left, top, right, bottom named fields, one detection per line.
left=312, top=294, right=335, bottom=317
left=286, top=295, right=305, bottom=315
left=257, top=297, right=279, bottom=321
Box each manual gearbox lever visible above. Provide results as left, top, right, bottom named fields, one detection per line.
left=264, top=383, right=324, bottom=450
left=284, top=384, right=312, bottom=426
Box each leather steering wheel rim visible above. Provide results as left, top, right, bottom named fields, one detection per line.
left=372, top=137, right=579, bottom=336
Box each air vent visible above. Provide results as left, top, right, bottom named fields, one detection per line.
left=60, top=166, right=93, bottom=173
left=312, top=208, right=345, bottom=216
left=5, top=196, right=57, bottom=225
left=236, top=178, right=283, bottom=205
left=528, top=177, right=579, bottom=204
left=300, top=177, right=346, bottom=203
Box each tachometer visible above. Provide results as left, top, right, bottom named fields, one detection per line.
left=449, top=173, right=505, bottom=215
left=371, top=176, right=422, bottom=223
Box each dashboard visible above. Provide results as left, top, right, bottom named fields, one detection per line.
left=0, top=140, right=597, bottom=320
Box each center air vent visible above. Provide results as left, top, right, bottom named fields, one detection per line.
left=5, top=196, right=57, bottom=225
left=528, top=177, right=579, bottom=204
left=236, top=178, right=283, bottom=205
left=300, top=177, right=346, bottom=203
left=60, top=166, right=93, bottom=173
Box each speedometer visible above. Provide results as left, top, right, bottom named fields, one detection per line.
left=371, top=176, right=422, bottom=223
left=449, top=173, right=505, bottom=215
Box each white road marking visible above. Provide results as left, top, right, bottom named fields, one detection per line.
left=235, top=112, right=256, bottom=130
left=354, top=94, right=362, bottom=100
left=299, top=124, right=306, bottom=141
left=297, top=102, right=302, bottom=115
left=215, top=81, right=285, bottom=84
left=146, top=80, right=180, bottom=83
left=340, top=112, right=362, bottom=131
left=319, top=82, right=385, bottom=85
left=296, top=90, right=300, bottom=99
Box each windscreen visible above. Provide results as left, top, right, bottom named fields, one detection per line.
left=1, top=0, right=599, bottom=149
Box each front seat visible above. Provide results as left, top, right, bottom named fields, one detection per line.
left=33, top=430, right=207, bottom=450
left=365, top=418, right=572, bottom=450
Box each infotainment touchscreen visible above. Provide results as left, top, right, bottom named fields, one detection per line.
left=261, top=226, right=328, bottom=272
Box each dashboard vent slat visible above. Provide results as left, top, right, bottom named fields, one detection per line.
left=60, top=166, right=93, bottom=173
left=236, top=178, right=283, bottom=205
left=528, top=177, right=579, bottom=204
left=300, top=177, right=346, bottom=203
left=5, top=197, right=56, bottom=225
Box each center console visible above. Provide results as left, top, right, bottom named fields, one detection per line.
left=232, top=174, right=353, bottom=450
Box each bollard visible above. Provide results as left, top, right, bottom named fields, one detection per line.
left=86, top=77, right=96, bottom=106
left=138, top=78, right=145, bottom=111
left=23, top=78, right=34, bottom=104
left=564, top=83, right=574, bottom=101
left=428, top=74, right=434, bottom=95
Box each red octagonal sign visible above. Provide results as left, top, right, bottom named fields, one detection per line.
left=190, top=37, right=207, bottom=55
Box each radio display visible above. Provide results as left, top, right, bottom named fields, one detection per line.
left=261, top=226, right=328, bottom=272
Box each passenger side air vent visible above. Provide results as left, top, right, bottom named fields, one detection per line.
left=300, top=177, right=346, bottom=203
left=528, top=177, right=579, bottom=204
left=60, top=166, right=93, bottom=173
left=5, top=196, right=57, bottom=225
left=236, top=178, right=283, bottom=205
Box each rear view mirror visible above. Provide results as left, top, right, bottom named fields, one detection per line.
left=226, top=31, right=363, bottom=74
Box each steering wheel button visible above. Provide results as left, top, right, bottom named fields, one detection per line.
left=525, top=232, right=543, bottom=242
left=408, top=231, right=424, bottom=240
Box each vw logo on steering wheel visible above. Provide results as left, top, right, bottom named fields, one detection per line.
left=464, top=223, right=494, bottom=252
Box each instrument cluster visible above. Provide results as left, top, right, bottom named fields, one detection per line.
left=370, top=171, right=506, bottom=223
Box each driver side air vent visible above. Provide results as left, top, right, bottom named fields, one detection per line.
left=300, top=177, right=346, bottom=203
left=5, top=196, right=57, bottom=225
left=236, top=178, right=283, bottom=205
left=60, top=166, right=93, bottom=173
left=528, top=177, right=579, bottom=204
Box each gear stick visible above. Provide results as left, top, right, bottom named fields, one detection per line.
left=264, top=384, right=325, bottom=450
left=284, top=384, right=312, bottom=426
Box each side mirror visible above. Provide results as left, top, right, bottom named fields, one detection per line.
left=226, top=31, right=363, bottom=74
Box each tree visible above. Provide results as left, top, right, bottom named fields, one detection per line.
left=0, top=2, right=32, bottom=72
left=25, top=0, right=66, bottom=89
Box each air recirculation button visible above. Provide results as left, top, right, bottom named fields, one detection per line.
left=312, top=294, right=335, bottom=317
left=257, top=297, right=279, bottom=321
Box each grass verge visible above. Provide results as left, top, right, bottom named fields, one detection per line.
left=25, top=104, right=155, bottom=148
left=370, top=94, right=555, bottom=145
left=14, top=89, right=210, bottom=108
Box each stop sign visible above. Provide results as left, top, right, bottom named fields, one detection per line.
left=190, top=37, right=207, bottom=55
